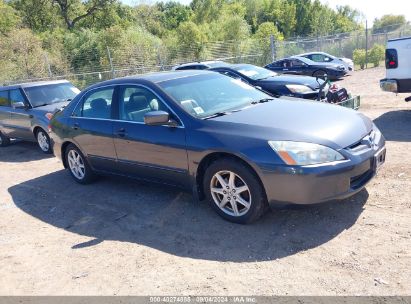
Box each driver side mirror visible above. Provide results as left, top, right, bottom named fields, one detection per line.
left=144, top=111, right=178, bottom=127
left=12, top=102, right=26, bottom=109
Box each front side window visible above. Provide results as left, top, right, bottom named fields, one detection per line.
left=291, top=59, right=305, bottom=67
left=9, top=89, right=26, bottom=106
left=119, top=86, right=166, bottom=123
left=159, top=73, right=270, bottom=119
left=0, top=91, right=9, bottom=107
left=24, top=83, right=80, bottom=108
left=78, top=87, right=114, bottom=119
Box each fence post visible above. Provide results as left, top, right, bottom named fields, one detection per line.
left=365, top=20, right=369, bottom=69
left=44, top=53, right=52, bottom=78
left=106, top=46, right=115, bottom=79
left=270, top=35, right=276, bottom=61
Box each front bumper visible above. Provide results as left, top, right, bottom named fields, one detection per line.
left=259, top=139, right=386, bottom=206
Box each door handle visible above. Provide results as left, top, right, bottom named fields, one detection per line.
left=116, top=128, right=127, bottom=137
left=72, top=123, right=79, bottom=130
left=29, top=115, right=34, bottom=118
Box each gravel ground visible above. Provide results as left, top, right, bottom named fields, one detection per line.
left=0, top=67, right=410, bottom=295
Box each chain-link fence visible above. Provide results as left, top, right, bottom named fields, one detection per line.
left=273, top=24, right=411, bottom=66
left=2, top=23, right=410, bottom=89
left=1, top=38, right=269, bottom=89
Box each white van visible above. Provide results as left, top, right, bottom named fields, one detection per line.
left=380, top=37, right=411, bottom=100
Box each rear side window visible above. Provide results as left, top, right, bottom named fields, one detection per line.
left=0, top=91, right=9, bottom=107
left=76, top=87, right=114, bottom=119
left=386, top=49, right=398, bottom=69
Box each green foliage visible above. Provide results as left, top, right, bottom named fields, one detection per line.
left=373, top=15, right=407, bottom=33
left=0, top=0, right=21, bottom=35
left=369, top=44, right=385, bottom=67
left=353, top=49, right=366, bottom=69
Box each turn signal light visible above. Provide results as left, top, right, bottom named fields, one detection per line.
left=45, top=113, right=53, bottom=120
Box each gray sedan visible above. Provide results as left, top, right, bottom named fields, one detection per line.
left=0, top=80, right=80, bottom=153
left=50, top=71, right=386, bottom=224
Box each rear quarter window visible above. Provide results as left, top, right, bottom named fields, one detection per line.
left=0, top=91, right=9, bottom=107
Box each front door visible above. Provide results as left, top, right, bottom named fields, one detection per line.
left=8, top=89, right=33, bottom=140
left=112, top=85, right=189, bottom=188
left=70, top=86, right=117, bottom=172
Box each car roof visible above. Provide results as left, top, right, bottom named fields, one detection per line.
left=84, top=70, right=218, bottom=90
left=174, top=60, right=229, bottom=69
left=0, top=80, right=71, bottom=92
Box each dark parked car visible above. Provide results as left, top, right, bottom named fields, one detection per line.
left=265, top=56, right=347, bottom=80
left=0, top=80, right=80, bottom=153
left=210, top=63, right=328, bottom=100
left=50, top=71, right=386, bottom=224
left=172, top=60, right=229, bottom=70
left=175, top=61, right=328, bottom=100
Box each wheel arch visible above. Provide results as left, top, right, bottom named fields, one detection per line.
left=195, top=152, right=266, bottom=201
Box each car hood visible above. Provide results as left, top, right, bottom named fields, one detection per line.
left=257, top=75, right=324, bottom=90
left=210, top=98, right=372, bottom=149
left=31, top=101, right=69, bottom=113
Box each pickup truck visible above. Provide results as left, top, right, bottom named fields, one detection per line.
left=380, top=36, right=411, bottom=101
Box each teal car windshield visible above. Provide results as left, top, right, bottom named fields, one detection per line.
left=24, top=83, right=80, bottom=108
left=158, top=74, right=270, bottom=118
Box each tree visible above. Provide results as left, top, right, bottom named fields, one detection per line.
left=254, top=22, right=283, bottom=42
left=0, top=0, right=21, bottom=35
left=373, top=15, right=407, bottom=33
left=52, top=0, right=116, bottom=30
left=0, top=29, right=48, bottom=82
left=156, top=1, right=192, bottom=30
left=176, top=21, right=208, bottom=59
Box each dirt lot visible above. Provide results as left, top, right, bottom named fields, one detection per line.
left=0, top=67, right=410, bottom=295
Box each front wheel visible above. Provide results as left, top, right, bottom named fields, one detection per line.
left=65, top=144, right=95, bottom=184
left=0, top=131, right=10, bottom=147
left=203, top=159, right=268, bottom=224
left=36, top=129, right=52, bottom=154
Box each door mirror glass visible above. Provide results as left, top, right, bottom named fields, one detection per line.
left=144, top=111, right=171, bottom=126
left=12, top=101, right=26, bottom=109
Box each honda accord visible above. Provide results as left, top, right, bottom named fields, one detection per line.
left=50, top=71, right=386, bottom=224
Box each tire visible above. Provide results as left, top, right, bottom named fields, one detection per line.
left=313, top=70, right=328, bottom=79
left=0, top=131, right=10, bottom=147
left=203, top=158, right=268, bottom=224
left=64, top=144, right=96, bottom=184
left=36, top=128, right=52, bottom=154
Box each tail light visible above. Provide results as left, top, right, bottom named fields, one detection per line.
left=385, top=49, right=398, bottom=69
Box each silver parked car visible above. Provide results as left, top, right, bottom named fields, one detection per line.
left=0, top=80, right=80, bottom=153
left=299, top=52, right=354, bottom=72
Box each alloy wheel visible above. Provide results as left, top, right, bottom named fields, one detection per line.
left=67, top=149, right=86, bottom=180
left=37, top=131, right=49, bottom=152
left=210, top=170, right=252, bottom=217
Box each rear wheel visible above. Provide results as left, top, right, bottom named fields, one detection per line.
left=36, top=129, right=52, bottom=154
left=313, top=70, right=328, bottom=79
left=65, top=144, right=95, bottom=184
left=0, top=131, right=10, bottom=147
left=203, top=159, right=268, bottom=224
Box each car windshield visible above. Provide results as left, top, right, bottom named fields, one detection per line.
left=232, top=65, right=277, bottom=80
left=24, top=83, right=80, bottom=107
left=158, top=73, right=271, bottom=119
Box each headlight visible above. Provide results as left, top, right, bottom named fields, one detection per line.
left=268, top=141, right=345, bottom=165
left=285, top=84, right=313, bottom=94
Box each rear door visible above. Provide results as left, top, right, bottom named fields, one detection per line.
left=70, top=86, right=117, bottom=172
left=8, top=89, right=33, bottom=140
left=112, top=85, right=189, bottom=188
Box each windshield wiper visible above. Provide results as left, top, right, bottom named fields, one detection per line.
left=203, top=111, right=232, bottom=120
left=251, top=98, right=275, bottom=105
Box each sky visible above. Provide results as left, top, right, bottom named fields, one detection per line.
left=123, top=0, right=411, bottom=26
